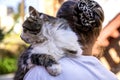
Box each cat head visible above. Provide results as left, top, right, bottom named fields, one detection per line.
left=21, top=6, right=69, bottom=44
left=22, top=6, right=55, bottom=33
left=21, top=6, right=53, bottom=44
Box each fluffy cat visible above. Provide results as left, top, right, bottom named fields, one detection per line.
left=14, top=6, right=82, bottom=80
left=14, top=0, right=104, bottom=79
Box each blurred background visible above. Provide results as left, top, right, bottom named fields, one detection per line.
left=0, top=0, right=120, bottom=80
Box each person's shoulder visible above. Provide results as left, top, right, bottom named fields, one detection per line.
left=24, top=66, right=49, bottom=80
left=59, top=55, right=100, bottom=64
left=80, top=55, right=100, bottom=63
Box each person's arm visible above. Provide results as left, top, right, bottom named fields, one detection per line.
left=97, top=13, right=120, bottom=47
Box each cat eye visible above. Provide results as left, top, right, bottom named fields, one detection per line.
left=23, top=28, right=38, bottom=35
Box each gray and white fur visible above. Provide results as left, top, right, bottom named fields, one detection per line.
left=14, top=6, right=82, bottom=80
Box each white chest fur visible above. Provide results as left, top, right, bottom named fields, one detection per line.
left=30, top=22, right=83, bottom=60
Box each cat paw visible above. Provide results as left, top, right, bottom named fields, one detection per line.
left=46, top=64, right=62, bottom=76
left=27, top=58, right=35, bottom=69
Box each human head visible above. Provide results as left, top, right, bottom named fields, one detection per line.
left=57, top=1, right=76, bottom=27
left=57, top=0, right=104, bottom=55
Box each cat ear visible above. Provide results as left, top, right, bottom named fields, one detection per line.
left=29, top=6, right=39, bottom=18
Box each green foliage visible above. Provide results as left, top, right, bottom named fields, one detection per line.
left=0, top=57, right=17, bottom=74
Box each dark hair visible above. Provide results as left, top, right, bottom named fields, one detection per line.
left=57, top=0, right=104, bottom=55
left=57, top=0, right=104, bottom=31
left=57, top=1, right=76, bottom=27
left=73, top=0, right=104, bottom=32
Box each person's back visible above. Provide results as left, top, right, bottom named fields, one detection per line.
left=24, top=56, right=118, bottom=80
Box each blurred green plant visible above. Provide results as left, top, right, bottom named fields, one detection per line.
left=0, top=1, right=26, bottom=75
left=0, top=34, right=27, bottom=74
left=0, top=48, right=17, bottom=74
left=0, top=57, right=17, bottom=74
left=0, top=43, right=27, bottom=74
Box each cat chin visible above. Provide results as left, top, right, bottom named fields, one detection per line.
left=20, top=35, right=30, bottom=43
left=21, top=37, right=36, bottom=44
left=23, top=40, right=33, bottom=44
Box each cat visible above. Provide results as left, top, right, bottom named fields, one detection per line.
left=14, top=6, right=82, bottom=80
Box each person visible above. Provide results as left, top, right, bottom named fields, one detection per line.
left=23, top=0, right=118, bottom=80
